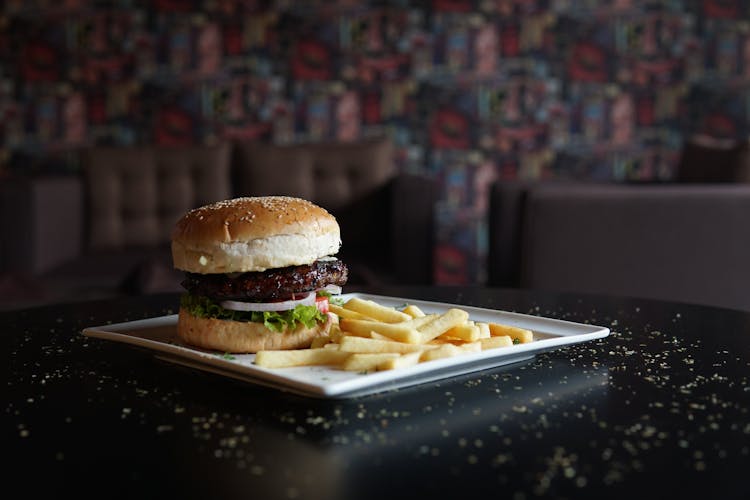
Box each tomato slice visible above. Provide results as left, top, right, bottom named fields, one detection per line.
left=315, top=295, right=329, bottom=314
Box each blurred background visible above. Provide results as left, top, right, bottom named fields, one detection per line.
left=1, top=0, right=749, bottom=287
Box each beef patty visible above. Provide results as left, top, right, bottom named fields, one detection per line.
left=181, top=259, right=348, bottom=302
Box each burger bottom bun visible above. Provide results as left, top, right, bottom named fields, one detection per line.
left=177, top=307, right=332, bottom=353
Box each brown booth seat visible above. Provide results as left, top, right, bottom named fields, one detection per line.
left=488, top=181, right=750, bottom=312
left=0, top=138, right=435, bottom=310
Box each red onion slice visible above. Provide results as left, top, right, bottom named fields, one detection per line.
left=220, top=292, right=316, bottom=312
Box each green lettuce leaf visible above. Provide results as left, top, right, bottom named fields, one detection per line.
left=180, top=294, right=326, bottom=333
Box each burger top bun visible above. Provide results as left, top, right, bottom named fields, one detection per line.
left=171, top=196, right=341, bottom=274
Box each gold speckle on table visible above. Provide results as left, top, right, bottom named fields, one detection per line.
left=8, top=294, right=750, bottom=499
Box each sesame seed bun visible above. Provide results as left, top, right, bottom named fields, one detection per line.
left=171, top=196, right=342, bottom=274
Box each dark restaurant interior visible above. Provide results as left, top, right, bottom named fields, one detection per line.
left=5, top=5, right=750, bottom=500
left=2, top=0, right=750, bottom=312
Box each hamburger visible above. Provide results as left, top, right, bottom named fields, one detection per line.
left=171, top=196, right=348, bottom=353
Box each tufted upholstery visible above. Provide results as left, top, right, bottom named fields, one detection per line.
left=85, top=143, right=232, bottom=249
left=233, top=137, right=395, bottom=210
left=1, top=137, right=435, bottom=309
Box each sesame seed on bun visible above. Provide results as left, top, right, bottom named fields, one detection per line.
left=171, top=196, right=342, bottom=274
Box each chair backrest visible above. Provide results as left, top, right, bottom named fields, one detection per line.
left=84, top=143, right=232, bottom=249
left=676, top=135, right=750, bottom=183
left=232, top=137, right=395, bottom=210
left=489, top=181, right=750, bottom=311
left=0, top=176, right=84, bottom=274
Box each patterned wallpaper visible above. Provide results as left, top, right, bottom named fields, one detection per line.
left=2, top=0, right=749, bottom=283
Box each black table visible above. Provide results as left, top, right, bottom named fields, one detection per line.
left=6, top=286, right=750, bottom=499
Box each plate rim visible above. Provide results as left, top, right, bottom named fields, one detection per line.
left=82, top=292, right=610, bottom=398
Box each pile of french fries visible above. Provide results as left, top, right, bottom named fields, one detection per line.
left=254, top=297, right=534, bottom=373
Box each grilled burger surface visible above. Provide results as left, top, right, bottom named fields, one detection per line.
left=171, top=196, right=348, bottom=353
left=181, top=259, right=348, bottom=302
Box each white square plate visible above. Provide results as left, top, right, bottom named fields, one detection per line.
left=82, top=293, right=610, bottom=399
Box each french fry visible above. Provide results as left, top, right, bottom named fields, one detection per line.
left=402, top=304, right=426, bottom=318
left=339, top=318, right=421, bottom=344
left=465, top=341, right=482, bottom=352
left=488, top=322, right=533, bottom=343
left=257, top=298, right=537, bottom=373
left=338, top=325, right=372, bottom=339
left=377, top=351, right=421, bottom=371
left=438, top=322, right=480, bottom=342
left=329, top=303, right=371, bottom=320
left=368, top=330, right=393, bottom=341
left=429, top=338, right=463, bottom=346
left=254, top=348, right=348, bottom=368
left=339, top=335, right=435, bottom=354
left=477, top=322, right=491, bottom=339
left=309, top=336, right=332, bottom=348
left=420, top=343, right=465, bottom=362
left=328, top=323, right=344, bottom=342
left=418, top=308, right=470, bottom=343
left=343, top=297, right=412, bottom=323
left=401, top=314, right=439, bottom=329
left=342, top=352, right=400, bottom=372
left=480, top=335, right=513, bottom=350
